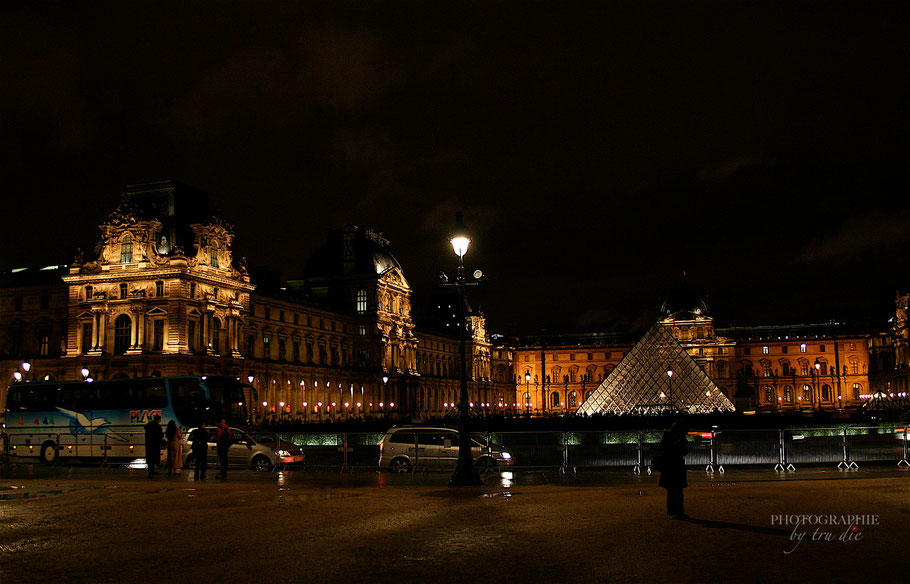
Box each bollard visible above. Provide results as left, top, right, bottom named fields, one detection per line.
left=898, top=426, right=909, bottom=468
left=837, top=427, right=859, bottom=470
left=0, top=431, right=7, bottom=468
left=633, top=431, right=643, bottom=475
left=705, top=428, right=724, bottom=474
left=774, top=429, right=795, bottom=472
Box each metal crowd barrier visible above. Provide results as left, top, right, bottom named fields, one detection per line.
left=3, top=425, right=908, bottom=474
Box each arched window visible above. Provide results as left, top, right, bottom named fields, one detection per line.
left=821, top=384, right=831, bottom=401
left=355, top=289, right=367, bottom=315
left=120, top=234, right=133, bottom=263
left=765, top=386, right=775, bottom=403
left=802, top=384, right=812, bottom=401
left=717, top=360, right=727, bottom=379
left=550, top=391, right=560, bottom=408
left=210, top=241, right=219, bottom=268
left=568, top=391, right=577, bottom=408
left=114, top=314, right=131, bottom=355
left=784, top=386, right=793, bottom=402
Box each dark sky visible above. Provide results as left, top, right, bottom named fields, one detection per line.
left=2, top=2, right=908, bottom=335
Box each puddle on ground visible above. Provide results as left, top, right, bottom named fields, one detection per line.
left=0, top=489, right=68, bottom=500
left=481, top=491, right=514, bottom=499
left=278, top=491, right=358, bottom=502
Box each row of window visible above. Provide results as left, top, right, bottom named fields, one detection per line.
left=763, top=383, right=862, bottom=403
left=524, top=352, right=620, bottom=362
left=743, top=360, right=865, bottom=377
left=747, top=342, right=858, bottom=355
left=8, top=294, right=51, bottom=311
left=84, top=282, right=166, bottom=301
left=3, top=327, right=53, bottom=358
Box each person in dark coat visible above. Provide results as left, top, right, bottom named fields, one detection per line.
left=144, top=415, right=163, bottom=477
left=213, top=421, right=233, bottom=479
left=657, top=418, right=689, bottom=519
left=188, top=423, right=209, bottom=481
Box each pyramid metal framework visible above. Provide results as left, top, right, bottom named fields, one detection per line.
left=577, top=322, right=735, bottom=415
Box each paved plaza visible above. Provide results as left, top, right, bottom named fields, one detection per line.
left=1, top=463, right=907, bottom=583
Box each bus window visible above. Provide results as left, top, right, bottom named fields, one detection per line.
left=97, top=382, right=130, bottom=410
left=127, top=381, right=168, bottom=409
left=169, top=379, right=207, bottom=426
left=55, top=386, right=78, bottom=411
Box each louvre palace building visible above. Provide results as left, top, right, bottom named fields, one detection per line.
left=1, top=181, right=908, bottom=423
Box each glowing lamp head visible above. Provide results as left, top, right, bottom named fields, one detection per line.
left=21, top=362, right=31, bottom=373
left=525, top=372, right=531, bottom=382
left=448, top=211, right=471, bottom=258
left=80, top=368, right=90, bottom=379
left=666, top=368, right=674, bottom=378
left=247, top=375, right=254, bottom=383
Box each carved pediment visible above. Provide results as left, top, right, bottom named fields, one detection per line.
left=103, top=198, right=149, bottom=227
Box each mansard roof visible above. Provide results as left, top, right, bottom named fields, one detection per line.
left=87, top=180, right=229, bottom=261
left=301, top=225, right=403, bottom=281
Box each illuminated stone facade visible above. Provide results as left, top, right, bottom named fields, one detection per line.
left=0, top=182, right=506, bottom=422
left=0, top=181, right=903, bottom=421
left=512, top=303, right=874, bottom=415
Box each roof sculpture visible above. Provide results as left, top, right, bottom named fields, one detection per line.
left=577, top=321, right=735, bottom=415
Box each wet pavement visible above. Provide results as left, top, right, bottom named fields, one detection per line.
left=1, top=459, right=908, bottom=583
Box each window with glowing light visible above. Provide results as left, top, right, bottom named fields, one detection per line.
left=120, top=233, right=133, bottom=263
left=210, top=241, right=218, bottom=268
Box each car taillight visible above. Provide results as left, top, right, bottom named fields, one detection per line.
left=379, top=440, right=384, bottom=454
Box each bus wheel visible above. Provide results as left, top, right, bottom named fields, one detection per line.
left=40, top=441, right=59, bottom=464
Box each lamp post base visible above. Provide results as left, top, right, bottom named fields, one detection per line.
left=449, top=462, right=482, bottom=486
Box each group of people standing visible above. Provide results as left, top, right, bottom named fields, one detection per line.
left=143, top=416, right=233, bottom=481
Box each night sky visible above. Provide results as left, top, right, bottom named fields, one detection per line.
left=2, top=2, right=908, bottom=335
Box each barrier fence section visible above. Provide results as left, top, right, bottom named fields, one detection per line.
left=2, top=425, right=907, bottom=472
left=277, top=425, right=910, bottom=472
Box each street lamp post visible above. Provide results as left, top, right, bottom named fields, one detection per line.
left=667, top=367, right=675, bottom=412
left=813, top=357, right=822, bottom=409
left=441, top=211, right=482, bottom=486
left=524, top=372, right=531, bottom=416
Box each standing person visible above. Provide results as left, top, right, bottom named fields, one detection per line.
left=165, top=420, right=184, bottom=477
left=188, top=423, right=209, bottom=481
left=214, top=421, right=233, bottom=479
left=144, top=414, right=163, bottom=477
left=657, top=418, right=689, bottom=519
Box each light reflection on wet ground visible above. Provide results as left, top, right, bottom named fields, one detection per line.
left=1, top=458, right=906, bottom=496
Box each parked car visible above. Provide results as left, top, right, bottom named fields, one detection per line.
left=182, top=427, right=304, bottom=471
left=379, top=426, right=514, bottom=473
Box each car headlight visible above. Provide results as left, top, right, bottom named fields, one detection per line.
left=277, top=450, right=290, bottom=457
left=499, top=452, right=511, bottom=460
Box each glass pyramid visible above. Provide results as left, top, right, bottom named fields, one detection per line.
left=577, top=322, right=735, bottom=415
